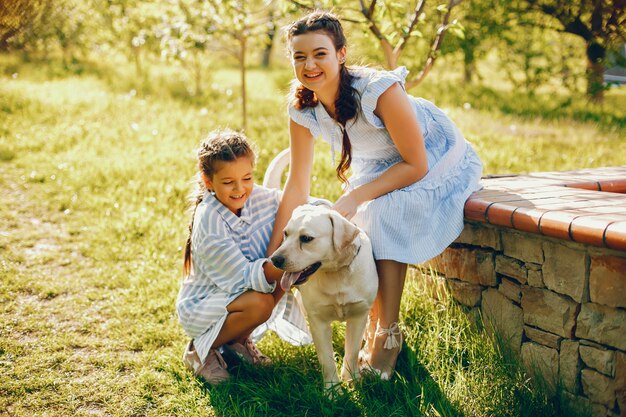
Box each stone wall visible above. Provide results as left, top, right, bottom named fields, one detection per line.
left=426, top=220, right=626, bottom=417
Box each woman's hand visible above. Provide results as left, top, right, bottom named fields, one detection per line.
left=332, top=190, right=362, bottom=220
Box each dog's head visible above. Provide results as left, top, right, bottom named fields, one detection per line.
left=271, top=204, right=361, bottom=291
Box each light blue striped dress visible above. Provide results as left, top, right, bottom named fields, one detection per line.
left=289, top=66, right=483, bottom=264
left=176, top=186, right=311, bottom=364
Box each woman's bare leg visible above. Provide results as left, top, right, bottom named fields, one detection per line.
left=368, top=260, right=407, bottom=374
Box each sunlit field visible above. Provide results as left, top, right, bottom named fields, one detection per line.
left=1, top=54, right=624, bottom=416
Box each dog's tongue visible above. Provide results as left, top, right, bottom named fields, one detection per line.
left=280, top=271, right=302, bottom=291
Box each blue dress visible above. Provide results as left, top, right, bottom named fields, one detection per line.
left=288, top=66, right=483, bottom=264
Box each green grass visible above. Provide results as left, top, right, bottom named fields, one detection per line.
left=1, top=54, right=623, bottom=416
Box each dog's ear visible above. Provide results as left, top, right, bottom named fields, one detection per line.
left=329, top=210, right=360, bottom=252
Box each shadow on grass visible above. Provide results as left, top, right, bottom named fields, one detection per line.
left=198, top=343, right=464, bottom=417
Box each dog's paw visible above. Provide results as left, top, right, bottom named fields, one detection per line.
left=340, top=366, right=359, bottom=383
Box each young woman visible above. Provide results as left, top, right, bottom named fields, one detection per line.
left=267, top=11, right=483, bottom=380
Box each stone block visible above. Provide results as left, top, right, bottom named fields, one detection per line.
left=615, top=351, right=626, bottom=416
left=582, top=368, right=616, bottom=408
left=522, top=342, right=559, bottom=395
left=524, top=325, right=561, bottom=349
left=521, top=286, right=579, bottom=338
left=526, top=262, right=542, bottom=271
left=422, top=255, right=446, bottom=276
left=456, top=221, right=501, bottom=250
left=527, top=269, right=544, bottom=288
left=412, top=269, right=448, bottom=302
left=580, top=345, right=616, bottom=377
left=589, top=403, right=609, bottom=417
left=590, top=255, right=626, bottom=308
left=560, top=392, right=592, bottom=416
left=447, top=279, right=483, bottom=307
left=496, top=255, right=528, bottom=284
left=577, top=303, right=626, bottom=351
left=438, top=247, right=496, bottom=286
left=482, top=288, right=523, bottom=356
left=501, top=231, right=544, bottom=264
left=542, top=241, right=588, bottom=302
left=499, top=277, right=522, bottom=304
left=560, top=340, right=581, bottom=394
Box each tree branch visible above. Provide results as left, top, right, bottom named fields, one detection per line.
left=394, top=0, right=426, bottom=55
left=406, top=0, right=461, bottom=88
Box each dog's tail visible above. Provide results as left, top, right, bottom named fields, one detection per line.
left=262, top=148, right=290, bottom=189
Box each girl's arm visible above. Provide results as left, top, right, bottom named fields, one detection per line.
left=197, top=234, right=277, bottom=295
left=266, top=119, right=315, bottom=255
left=333, top=83, right=429, bottom=219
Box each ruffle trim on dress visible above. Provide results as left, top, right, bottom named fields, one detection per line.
left=348, top=144, right=481, bottom=195
left=360, top=66, right=410, bottom=129
left=288, top=103, right=321, bottom=138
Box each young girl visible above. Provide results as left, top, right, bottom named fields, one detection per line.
left=267, top=11, right=483, bottom=380
left=177, top=129, right=309, bottom=384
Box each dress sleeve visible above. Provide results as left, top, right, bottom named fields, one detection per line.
left=287, top=101, right=321, bottom=138
left=360, top=66, right=409, bottom=129
left=194, top=228, right=276, bottom=295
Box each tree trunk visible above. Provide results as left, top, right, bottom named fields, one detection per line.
left=586, top=60, right=605, bottom=103
left=261, top=10, right=275, bottom=68
left=463, top=47, right=475, bottom=84
left=240, top=37, right=247, bottom=132
left=586, top=41, right=605, bottom=103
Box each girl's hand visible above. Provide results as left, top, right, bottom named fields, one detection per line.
left=332, top=191, right=361, bottom=220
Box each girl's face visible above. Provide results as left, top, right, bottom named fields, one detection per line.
left=203, top=156, right=254, bottom=215
left=290, top=31, right=346, bottom=96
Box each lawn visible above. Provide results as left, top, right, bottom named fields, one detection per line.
left=0, top=54, right=624, bottom=416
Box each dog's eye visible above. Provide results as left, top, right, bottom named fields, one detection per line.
left=300, top=235, right=314, bottom=243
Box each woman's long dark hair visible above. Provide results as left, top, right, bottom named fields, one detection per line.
left=287, top=11, right=360, bottom=184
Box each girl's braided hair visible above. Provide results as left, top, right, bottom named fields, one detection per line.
left=182, top=129, right=256, bottom=278
left=286, top=11, right=361, bottom=184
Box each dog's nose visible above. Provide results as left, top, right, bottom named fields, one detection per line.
left=271, top=255, right=285, bottom=269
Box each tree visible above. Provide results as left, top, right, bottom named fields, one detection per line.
left=1, top=0, right=94, bottom=65
left=157, top=0, right=217, bottom=96
left=0, top=0, right=38, bottom=51
left=516, top=0, right=626, bottom=102
left=287, top=0, right=466, bottom=89
left=98, top=0, right=165, bottom=78
left=443, top=0, right=508, bottom=83
left=202, top=0, right=275, bottom=131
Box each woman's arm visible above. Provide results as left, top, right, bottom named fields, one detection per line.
left=266, top=119, right=316, bottom=255
left=333, top=83, right=429, bottom=219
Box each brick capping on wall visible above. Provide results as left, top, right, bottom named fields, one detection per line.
left=424, top=166, right=626, bottom=417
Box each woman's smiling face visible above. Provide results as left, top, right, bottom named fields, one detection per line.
left=290, top=31, right=346, bottom=95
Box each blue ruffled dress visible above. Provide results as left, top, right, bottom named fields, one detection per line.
left=288, top=66, right=483, bottom=264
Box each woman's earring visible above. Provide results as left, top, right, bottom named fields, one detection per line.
left=209, top=189, right=215, bottom=195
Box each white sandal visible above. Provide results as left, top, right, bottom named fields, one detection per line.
left=363, top=322, right=403, bottom=380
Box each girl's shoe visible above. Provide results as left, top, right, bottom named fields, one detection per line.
left=362, top=322, right=403, bottom=380
left=224, top=337, right=272, bottom=365
left=182, top=341, right=230, bottom=384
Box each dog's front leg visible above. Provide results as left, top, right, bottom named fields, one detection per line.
left=308, top=316, right=340, bottom=392
left=341, top=313, right=368, bottom=382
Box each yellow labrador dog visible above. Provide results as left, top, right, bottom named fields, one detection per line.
left=271, top=204, right=378, bottom=391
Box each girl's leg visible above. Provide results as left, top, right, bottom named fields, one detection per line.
left=368, top=260, right=407, bottom=376
left=211, top=291, right=275, bottom=348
